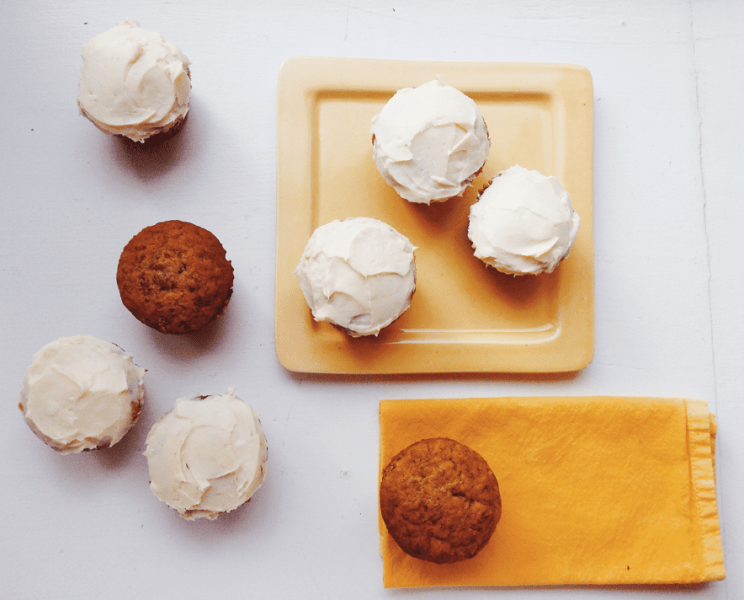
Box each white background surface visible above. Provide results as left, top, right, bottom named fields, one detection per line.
left=1, top=1, right=743, bottom=598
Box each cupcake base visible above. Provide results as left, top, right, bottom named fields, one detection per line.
left=119, top=112, right=189, bottom=148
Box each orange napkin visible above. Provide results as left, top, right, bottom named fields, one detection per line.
left=379, top=396, right=725, bottom=588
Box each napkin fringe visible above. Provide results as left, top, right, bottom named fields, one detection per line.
left=685, top=400, right=726, bottom=582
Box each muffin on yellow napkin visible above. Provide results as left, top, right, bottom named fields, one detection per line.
left=379, top=396, right=724, bottom=588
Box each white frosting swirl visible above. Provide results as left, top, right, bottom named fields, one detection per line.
left=78, top=18, right=191, bottom=142
left=19, top=335, right=145, bottom=454
left=294, top=217, right=416, bottom=337
left=144, top=388, right=268, bottom=521
left=468, top=165, right=580, bottom=275
left=371, top=78, right=490, bottom=204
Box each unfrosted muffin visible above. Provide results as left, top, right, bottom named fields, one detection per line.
left=116, top=220, right=234, bottom=334
left=371, top=78, right=490, bottom=205
left=78, top=18, right=191, bottom=144
left=380, top=437, right=501, bottom=564
left=293, top=217, right=416, bottom=337
left=18, top=335, right=145, bottom=454
left=468, top=165, right=580, bottom=275
left=144, top=388, right=268, bottom=520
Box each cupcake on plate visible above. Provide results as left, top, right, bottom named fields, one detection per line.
left=116, top=220, right=234, bottom=334
left=78, top=18, right=191, bottom=144
left=294, top=217, right=416, bottom=337
left=380, top=438, right=502, bottom=564
left=468, top=165, right=580, bottom=275
left=144, top=388, right=268, bottom=521
left=19, top=335, right=145, bottom=454
left=371, top=78, right=490, bottom=205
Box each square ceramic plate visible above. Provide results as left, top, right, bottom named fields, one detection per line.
left=275, top=57, right=594, bottom=374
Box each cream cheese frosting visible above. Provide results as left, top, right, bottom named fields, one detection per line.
left=144, top=388, right=268, bottom=521
left=468, top=165, right=580, bottom=275
left=294, top=217, right=417, bottom=337
left=371, top=78, right=490, bottom=204
left=78, top=18, right=191, bottom=142
left=19, top=335, right=145, bottom=454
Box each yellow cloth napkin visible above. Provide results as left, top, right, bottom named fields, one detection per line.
left=379, top=396, right=724, bottom=588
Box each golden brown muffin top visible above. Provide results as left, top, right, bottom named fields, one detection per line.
left=380, top=437, right=501, bottom=564
left=116, top=220, right=234, bottom=334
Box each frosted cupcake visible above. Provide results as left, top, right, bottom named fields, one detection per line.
left=145, top=388, right=268, bottom=521
left=78, top=18, right=191, bottom=144
left=468, top=165, right=580, bottom=275
left=371, top=78, right=490, bottom=204
left=294, top=217, right=416, bottom=337
left=19, top=335, right=145, bottom=454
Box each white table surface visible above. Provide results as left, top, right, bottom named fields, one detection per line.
left=2, top=1, right=742, bottom=598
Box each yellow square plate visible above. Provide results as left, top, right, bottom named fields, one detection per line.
left=276, top=57, right=594, bottom=374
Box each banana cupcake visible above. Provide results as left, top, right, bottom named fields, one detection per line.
left=78, top=18, right=191, bottom=144
left=380, top=437, right=502, bottom=564
left=116, top=220, right=234, bottom=334
left=371, top=78, right=490, bottom=204
left=19, top=335, right=145, bottom=454
left=144, top=388, right=268, bottom=520
left=294, top=217, right=416, bottom=337
left=468, top=165, right=580, bottom=275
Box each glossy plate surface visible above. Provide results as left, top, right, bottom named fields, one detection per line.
left=276, top=57, right=594, bottom=374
